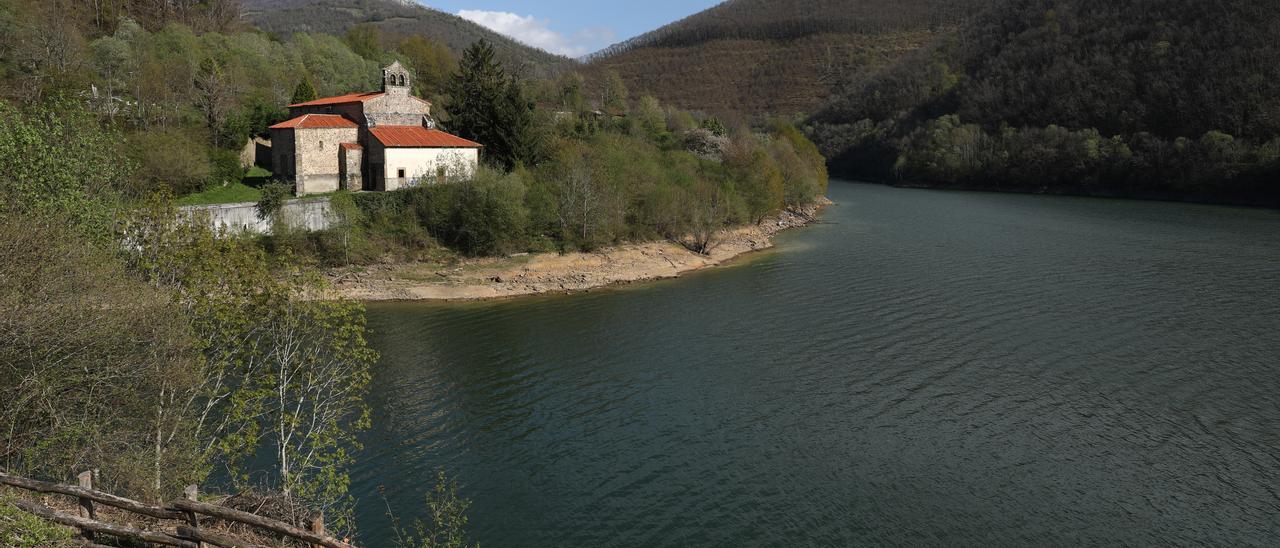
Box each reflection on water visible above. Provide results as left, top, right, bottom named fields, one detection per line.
left=352, top=182, right=1280, bottom=546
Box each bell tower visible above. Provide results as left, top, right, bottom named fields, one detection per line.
left=382, top=61, right=411, bottom=97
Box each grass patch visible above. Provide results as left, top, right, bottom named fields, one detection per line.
left=0, top=494, right=76, bottom=547
left=179, top=181, right=263, bottom=206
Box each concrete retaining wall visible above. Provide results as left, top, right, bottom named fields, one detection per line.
left=180, top=198, right=333, bottom=235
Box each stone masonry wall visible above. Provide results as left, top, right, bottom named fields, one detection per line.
left=341, top=145, right=363, bottom=191
left=296, top=126, right=358, bottom=196
left=364, top=94, right=431, bottom=127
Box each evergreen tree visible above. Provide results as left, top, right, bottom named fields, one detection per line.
left=445, top=40, right=541, bottom=170
left=291, top=78, right=317, bottom=105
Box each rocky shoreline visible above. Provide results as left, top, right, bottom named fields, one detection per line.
left=325, top=198, right=832, bottom=302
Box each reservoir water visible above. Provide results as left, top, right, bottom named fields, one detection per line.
left=353, top=181, right=1280, bottom=546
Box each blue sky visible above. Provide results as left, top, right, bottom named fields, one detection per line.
left=420, top=1, right=722, bottom=57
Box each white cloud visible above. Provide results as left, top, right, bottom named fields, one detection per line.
left=456, top=10, right=611, bottom=58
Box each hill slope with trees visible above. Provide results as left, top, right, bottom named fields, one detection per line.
left=242, top=0, right=575, bottom=77
left=807, top=0, right=1280, bottom=204
left=584, top=0, right=994, bottom=116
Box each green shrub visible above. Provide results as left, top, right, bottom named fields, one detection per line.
left=0, top=496, right=75, bottom=548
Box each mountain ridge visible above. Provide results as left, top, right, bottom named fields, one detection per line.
left=241, top=0, right=575, bottom=77
left=583, top=0, right=995, bottom=116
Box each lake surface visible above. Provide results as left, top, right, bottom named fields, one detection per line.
left=352, top=181, right=1280, bottom=546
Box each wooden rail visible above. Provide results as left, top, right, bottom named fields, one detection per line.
left=11, top=499, right=197, bottom=547
left=0, top=469, right=352, bottom=548
left=0, top=471, right=185, bottom=520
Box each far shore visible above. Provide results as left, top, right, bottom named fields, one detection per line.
left=323, top=199, right=832, bottom=302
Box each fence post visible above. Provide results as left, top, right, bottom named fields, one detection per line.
left=309, top=512, right=325, bottom=548
left=76, top=470, right=95, bottom=519
left=184, top=484, right=210, bottom=548
left=76, top=470, right=96, bottom=543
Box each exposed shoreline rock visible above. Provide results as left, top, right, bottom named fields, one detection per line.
left=325, top=198, right=832, bottom=302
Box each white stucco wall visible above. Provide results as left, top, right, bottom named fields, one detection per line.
left=382, top=148, right=480, bottom=191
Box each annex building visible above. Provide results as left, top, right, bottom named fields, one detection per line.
left=269, top=61, right=482, bottom=196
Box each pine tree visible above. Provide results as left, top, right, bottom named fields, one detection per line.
left=291, top=79, right=317, bottom=105
left=445, top=40, right=541, bottom=170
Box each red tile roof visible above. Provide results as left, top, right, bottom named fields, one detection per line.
left=340, top=142, right=363, bottom=150
left=269, top=114, right=358, bottom=129
left=370, top=126, right=482, bottom=148
left=289, top=91, right=385, bottom=108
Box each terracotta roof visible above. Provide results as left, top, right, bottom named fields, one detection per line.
left=269, top=114, right=358, bottom=129
left=289, top=91, right=385, bottom=108
left=370, top=126, right=482, bottom=148
left=340, top=142, right=363, bottom=150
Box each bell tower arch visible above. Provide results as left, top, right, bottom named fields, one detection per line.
left=382, top=61, right=411, bottom=97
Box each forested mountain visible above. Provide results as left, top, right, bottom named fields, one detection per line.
left=242, top=0, right=574, bottom=77
left=808, top=0, right=1280, bottom=204
left=584, top=0, right=994, bottom=116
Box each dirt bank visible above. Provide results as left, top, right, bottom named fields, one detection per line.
left=325, top=199, right=831, bottom=302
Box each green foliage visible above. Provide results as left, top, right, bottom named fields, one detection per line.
left=412, top=167, right=530, bottom=256
left=398, top=36, right=456, bottom=96
left=179, top=181, right=263, bottom=206
left=0, top=495, right=75, bottom=548
left=448, top=39, right=542, bottom=169
left=808, top=0, right=1280, bottom=203
left=345, top=24, right=383, bottom=61
left=445, top=40, right=543, bottom=170
left=121, top=195, right=377, bottom=529
left=1, top=213, right=205, bottom=501
left=390, top=470, right=477, bottom=548
left=292, top=78, right=318, bottom=104
left=700, top=117, right=727, bottom=137
left=257, top=181, right=293, bottom=221
left=0, top=98, right=129, bottom=239
left=881, top=116, right=1280, bottom=199
left=126, top=128, right=214, bottom=195
left=602, top=70, right=629, bottom=113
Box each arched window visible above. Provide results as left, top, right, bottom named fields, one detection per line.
left=398, top=74, right=406, bottom=86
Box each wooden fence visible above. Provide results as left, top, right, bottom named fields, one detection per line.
left=0, top=470, right=353, bottom=548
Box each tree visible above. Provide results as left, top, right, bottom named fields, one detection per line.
left=193, top=56, right=235, bottom=146
left=445, top=40, right=542, bottom=170
left=398, top=36, right=455, bottom=95
left=345, top=24, right=383, bottom=61
left=121, top=197, right=377, bottom=529
left=291, top=78, right=317, bottom=105
left=88, top=35, right=133, bottom=119
left=126, top=127, right=213, bottom=195
left=0, top=99, right=131, bottom=238
left=602, top=70, right=629, bottom=113
left=636, top=95, right=666, bottom=136
left=0, top=214, right=205, bottom=502
left=557, top=72, right=585, bottom=112
left=724, top=134, right=784, bottom=222
left=391, top=470, right=477, bottom=548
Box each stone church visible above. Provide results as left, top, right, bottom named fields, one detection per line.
left=269, top=61, right=482, bottom=196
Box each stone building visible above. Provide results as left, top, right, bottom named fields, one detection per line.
left=269, top=61, right=482, bottom=196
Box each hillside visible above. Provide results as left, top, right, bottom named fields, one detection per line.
left=584, top=0, right=995, bottom=116
left=807, top=0, right=1280, bottom=204
left=242, top=0, right=574, bottom=78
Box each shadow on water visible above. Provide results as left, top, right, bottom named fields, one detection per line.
left=352, top=181, right=1280, bottom=547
